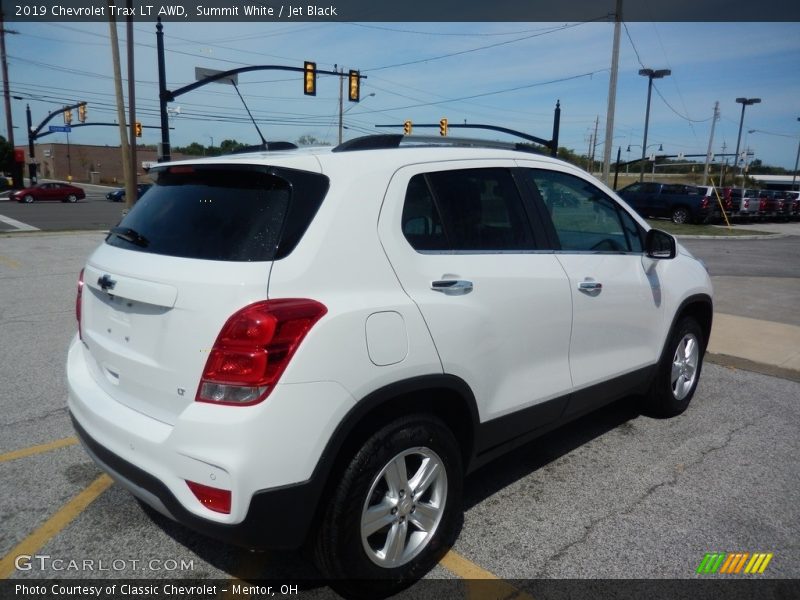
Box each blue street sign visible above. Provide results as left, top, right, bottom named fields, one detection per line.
left=49, top=125, right=72, bottom=133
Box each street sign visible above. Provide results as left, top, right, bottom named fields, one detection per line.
left=49, top=125, right=72, bottom=133
left=195, top=67, right=237, bottom=86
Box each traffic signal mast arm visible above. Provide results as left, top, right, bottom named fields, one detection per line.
left=164, top=64, right=366, bottom=101
left=30, top=101, right=87, bottom=140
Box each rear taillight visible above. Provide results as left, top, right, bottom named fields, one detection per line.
left=760, top=199, right=767, bottom=211
left=186, top=481, right=231, bottom=514
left=196, top=299, right=327, bottom=406
left=743, top=199, right=749, bottom=209
left=701, top=197, right=709, bottom=209
left=76, top=268, right=85, bottom=340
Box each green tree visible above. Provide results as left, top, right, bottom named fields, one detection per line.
left=219, top=139, right=245, bottom=154
left=297, top=135, right=325, bottom=146
left=173, top=142, right=206, bottom=156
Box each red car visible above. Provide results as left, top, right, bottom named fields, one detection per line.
left=11, top=182, right=86, bottom=203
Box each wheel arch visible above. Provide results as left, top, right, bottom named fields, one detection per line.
left=302, top=374, right=479, bottom=542
left=663, top=294, right=713, bottom=359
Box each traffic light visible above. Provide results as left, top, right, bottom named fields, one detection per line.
left=439, top=118, right=448, bottom=137
left=348, top=70, right=360, bottom=102
left=303, top=61, right=316, bottom=96
left=403, top=120, right=412, bottom=135
left=64, top=108, right=72, bottom=125
left=135, top=121, right=142, bottom=138
left=78, top=103, right=87, bottom=123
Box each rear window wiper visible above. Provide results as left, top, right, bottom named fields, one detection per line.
left=109, top=226, right=150, bottom=247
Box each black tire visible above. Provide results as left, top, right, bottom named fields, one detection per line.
left=66, top=194, right=78, bottom=203
left=644, top=317, right=705, bottom=418
left=671, top=206, right=690, bottom=224
left=313, top=414, right=463, bottom=599
left=22, top=194, right=34, bottom=203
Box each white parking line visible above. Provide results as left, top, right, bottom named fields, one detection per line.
left=0, top=214, right=40, bottom=231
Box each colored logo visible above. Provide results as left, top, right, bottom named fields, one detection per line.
left=697, top=552, right=773, bottom=574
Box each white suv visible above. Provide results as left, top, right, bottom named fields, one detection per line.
left=67, top=135, right=712, bottom=597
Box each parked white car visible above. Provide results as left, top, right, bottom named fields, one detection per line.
left=67, top=135, right=713, bottom=598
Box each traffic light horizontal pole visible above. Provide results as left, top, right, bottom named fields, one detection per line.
left=376, top=123, right=554, bottom=151
left=31, top=101, right=88, bottom=140
left=165, top=65, right=365, bottom=101
left=34, top=123, right=168, bottom=139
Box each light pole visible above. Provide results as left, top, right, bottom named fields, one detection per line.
left=792, top=117, right=800, bottom=191
left=638, top=68, right=671, bottom=182
left=733, top=97, right=760, bottom=188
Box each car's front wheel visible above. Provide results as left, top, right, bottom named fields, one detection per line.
left=22, top=194, right=34, bottom=203
left=66, top=194, right=78, bottom=203
left=644, top=317, right=705, bottom=417
left=313, top=414, right=462, bottom=599
left=671, top=206, right=690, bottom=224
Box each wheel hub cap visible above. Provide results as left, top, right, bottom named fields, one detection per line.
left=360, top=447, right=447, bottom=568
left=671, top=333, right=699, bottom=401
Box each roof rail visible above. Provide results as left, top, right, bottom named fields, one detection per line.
left=227, top=141, right=298, bottom=154
left=332, top=134, right=542, bottom=154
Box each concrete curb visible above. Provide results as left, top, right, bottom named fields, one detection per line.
left=676, top=233, right=785, bottom=240
left=706, top=353, right=800, bottom=383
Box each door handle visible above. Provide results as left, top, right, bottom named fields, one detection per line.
left=431, top=280, right=474, bottom=295
left=578, top=281, right=603, bottom=293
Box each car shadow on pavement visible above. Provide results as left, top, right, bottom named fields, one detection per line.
left=463, top=396, right=641, bottom=511
left=131, top=396, right=640, bottom=592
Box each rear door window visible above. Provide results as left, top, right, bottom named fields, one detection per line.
left=106, top=165, right=328, bottom=261
left=401, top=168, right=537, bottom=252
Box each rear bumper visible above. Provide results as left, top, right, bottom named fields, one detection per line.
left=66, top=335, right=355, bottom=549
left=70, top=414, right=319, bottom=549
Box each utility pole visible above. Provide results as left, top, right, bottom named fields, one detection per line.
left=591, top=115, right=599, bottom=175
left=107, top=2, right=133, bottom=205
left=126, top=0, right=136, bottom=210
left=586, top=130, right=594, bottom=172
left=702, top=101, right=719, bottom=186
left=719, top=142, right=727, bottom=186
left=1, top=11, right=21, bottom=187
left=602, top=0, right=622, bottom=184
left=337, top=66, right=344, bottom=144
left=26, top=103, right=35, bottom=183
left=156, top=19, right=170, bottom=162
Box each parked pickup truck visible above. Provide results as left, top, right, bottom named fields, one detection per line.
left=617, top=182, right=720, bottom=224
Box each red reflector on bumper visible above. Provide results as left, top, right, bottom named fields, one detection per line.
left=186, top=480, right=231, bottom=514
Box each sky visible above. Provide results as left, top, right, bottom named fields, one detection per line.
left=5, top=19, right=800, bottom=171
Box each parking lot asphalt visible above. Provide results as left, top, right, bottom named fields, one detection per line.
left=0, top=230, right=798, bottom=597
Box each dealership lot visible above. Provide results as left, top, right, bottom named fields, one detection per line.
left=0, top=232, right=798, bottom=594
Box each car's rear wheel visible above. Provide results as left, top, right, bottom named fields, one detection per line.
left=22, top=194, right=34, bottom=203
left=313, top=414, right=462, bottom=599
left=66, top=194, right=78, bottom=203
left=644, top=317, right=705, bottom=417
left=671, top=207, right=690, bottom=224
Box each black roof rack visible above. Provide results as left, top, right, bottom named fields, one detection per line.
left=332, top=134, right=541, bottom=154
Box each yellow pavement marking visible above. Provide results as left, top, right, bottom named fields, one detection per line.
left=440, top=550, right=535, bottom=600
left=0, top=255, right=21, bottom=269
left=0, top=437, right=79, bottom=464
left=0, top=474, right=113, bottom=579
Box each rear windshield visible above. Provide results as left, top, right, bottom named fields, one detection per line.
left=106, top=164, right=328, bottom=261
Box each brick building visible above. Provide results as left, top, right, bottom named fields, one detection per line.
left=23, top=143, right=192, bottom=184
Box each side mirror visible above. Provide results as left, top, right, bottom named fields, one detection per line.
left=645, top=229, right=676, bottom=259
